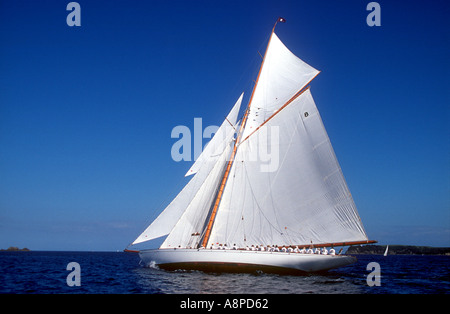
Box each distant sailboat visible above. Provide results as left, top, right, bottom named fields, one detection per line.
left=384, top=245, right=389, bottom=256
left=128, top=18, right=376, bottom=273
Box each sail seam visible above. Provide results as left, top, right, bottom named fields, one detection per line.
left=240, top=73, right=319, bottom=145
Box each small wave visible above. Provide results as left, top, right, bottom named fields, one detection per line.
left=143, top=260, right=159, bottom=270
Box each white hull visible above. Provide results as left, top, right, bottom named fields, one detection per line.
left=139, top=249, right=356, bottom=273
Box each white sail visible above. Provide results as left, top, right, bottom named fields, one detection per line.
left=132, top=94, right=243, bottom=245
left=242, top=33, right=320, bottom=140
left=131, top=160, right=215, bottom=245
left=161, top=142, right=233, bottom=249
left=131, top=22, right=375, bottom=274
left=208, top=89, right=368, bottom=248
left=132, top=26, right=373, bottom=275
left=185, top=93, right=243, bottom=177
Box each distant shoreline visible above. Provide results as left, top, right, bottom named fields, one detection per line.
left=0, top=247, right=30, bottom=252
left=347, top=244, right=450, bottom=256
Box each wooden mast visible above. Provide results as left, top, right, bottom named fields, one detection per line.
left=200, top=19, right=282, bottom=248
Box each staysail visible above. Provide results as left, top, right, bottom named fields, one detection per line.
left=131, top=94, right=243, bottom=245
left=161, top=142, right=233, bottom=249
left=241, top=33, right=320, bottom=140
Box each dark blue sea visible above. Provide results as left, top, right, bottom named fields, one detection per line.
left=0, top=251, right=449, bottom=294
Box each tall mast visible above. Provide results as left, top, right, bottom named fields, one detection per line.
left=200, top=18, right=284, bottom=248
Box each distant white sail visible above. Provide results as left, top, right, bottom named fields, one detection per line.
left=242, top=33, right=319, bottom=140
left=208, top=89, right=368, bottom=248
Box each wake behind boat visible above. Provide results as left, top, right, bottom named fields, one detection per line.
left=128, top=18, right=376, bottom=273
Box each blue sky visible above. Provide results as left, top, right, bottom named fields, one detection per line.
left=0, top=0, right=448, bottom=251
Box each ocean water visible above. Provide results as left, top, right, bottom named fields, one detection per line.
left=0, top=251, right=449, bottom=294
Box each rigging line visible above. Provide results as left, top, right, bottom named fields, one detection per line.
left=226, top=32, right=270, bottom=107
left=193, top=173, right=220, bottom=238
left=228, top=158, right=244, bottom=244
left=274, top=106, right=312, bottom=237
left=240, top=78, right=318, bottom=145
left=241, top=160, right=282, bottom=236
left=131, top=164, right=199, bottom=246
left=224, top=116, right=237, bottom=131
left=239, top=166, right=248, bottom=243
left=191, top=145, right=233, bottom=248
left=259, top=114, right=299, bottom=234
left=167, top=143, right=233, bottom=248
left=216, top=155, right=244, bottom=245
left=199, top=134, right=241, bottom=247
left=197, top=144, right=234, bottom=247
left=200, top=20, right=281, bottom=248
left=311, top=102, right=369, bottom=238
left=241, top=102, right=309, bottom=244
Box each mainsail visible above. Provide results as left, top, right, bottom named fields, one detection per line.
left=132, top=28, right=370, bottom=250
left=208, top=88, right=368, bottom=248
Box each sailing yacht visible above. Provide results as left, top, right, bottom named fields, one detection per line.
left=128, top=18, right=376, bottom=273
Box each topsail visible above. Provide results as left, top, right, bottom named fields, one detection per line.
left=242, top=33, right=320, bottom=140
